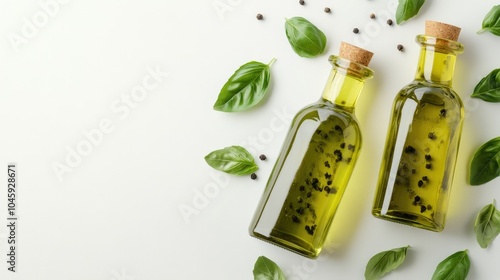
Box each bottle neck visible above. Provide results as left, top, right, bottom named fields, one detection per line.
left=414, top=35, right=464, bottom=86
left=321, top=56, right=373, bottom=112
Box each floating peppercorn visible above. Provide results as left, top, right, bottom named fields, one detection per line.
left=411, top=169, right=416, bottom=174
left=324, top=161, right=331, bottom=168
left=324, top=7, right=331, bottom=13
left=370, top=13, right=375, bottom=19
left=340, top=143, right=345, bottom=149
left=387, top=19, right=393, bottom=26
left=259, top=154, right=267, bottom=160
left=324, top=186, right=330, bottom=193
left=297, top=197, right=303, bottom=203
left=404, top=145, right=416, bottom=153
left=327, top=180, right=332, bottom=185
left=425, top=163, right=432, bottom=169
left=299, top=0, right=305, bottom=5
left=292, top=215, right=300, bottom=223
left=418, top=180, right=424, bottom=187
left=296, top=207, right=305, bottom=214
left=397, top=44, right=404, bottom=51
left=414, top=195, right=421, bottom=202
left=422, top=176, right=428, bottom=181
left=428, top=132, right=436, bottom=140
left=348, top=144, right=355, bottom=151
left=256, top=14, right=263, bottom=20
left=251, top=173, right=257, bottom=180
left=440, top=109, right=447, bottom=117
left=306, top=191, right=312, bottom=198
left=299, top=185, right=305, bottom=191
left=353, top=28, right=360, bottom=34
left=420, top=205, right=427, bottom=213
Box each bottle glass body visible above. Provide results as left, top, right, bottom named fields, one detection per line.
left=372, top=35, right=464, bottom=232
left=249, top=56, right=373, bottom=258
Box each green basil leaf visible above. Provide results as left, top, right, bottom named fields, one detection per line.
left=364, top=246, right=409, bottom=280
left=431, top=250, right=470, bottom=280
left=253, top=256, right=285, bottom=280
left=471, top=69, right=500, bottom=102
left=213, top=59, right=275, bottom=112
left=470, top=137, right=500, bottom=185
left=396, top=0, right=425, bottom=25
left=478, top=5, right=500, bottom=36
left=204, top=146, right=258, bottom=175
left=285, top=17, right=327, bottom=58
left=474, top=201, right=500, bottom=248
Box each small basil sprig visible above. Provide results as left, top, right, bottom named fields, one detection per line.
left=253, top=256, right=285, bottom=280
left=396, top=0, right=426, bottom=25
left=474, top=201, right=500, bottom=248
left=431, top=250, right=470, bottom=280
left=478, top=5, right=500, bottom=36
left=364, top=246, right=409, bottom=280
left=471, top=69, right=500, bottom=102
left=205, top=146, right=258, bottom=175
left=285, top=17, right=327, bottom=58
left=213, top=59, right=275, bottom=112
left=469, top=137, right=500, bottom=185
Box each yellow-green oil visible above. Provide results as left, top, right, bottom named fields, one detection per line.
left=372, top=37, right=464, bottom=231
left=250, top=60, right=371, bottom=258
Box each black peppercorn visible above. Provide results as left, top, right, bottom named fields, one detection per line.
left=414, top=195, right=421, bottom=202
left=348, top=144, right=355, bottom=151
left=428, top=132, right=436, bottom=140
left=299, top=185, right=305, bottom=191
left=440, top=109, right=447, bottom=117
left=292, top=215, right=300, bottom=223
left=387, top=19, right=393, bottom=26
left=425, top=163, right=432, bottom=169
left=259, top=154, right=267, bottom=160
left=324, top=7, right=331, bottom=13
left=299, top=0, right=305, bottom=5
left=420, top=205, right=427, bottom=213
left=256, top=14, right=263, bottom=20
left=370, top=13, right=375, bottom=19
left=422, top=176, right=428, bottom=181
left=418, top=180, right=424, bottom=187
left=307, top=191, right=312, bottom=198
left=324, top=161, right=331, bottom=168
left=404, top=146, right=416, bottom=153
left=251, top=173, right=257, bottom=180
left=425, top=154, right=432, bottom=161
left=397, top=44, right=404, bottom=51
left=353, top=28, right=360, bottom=34
left=340, top=143, right=345, bottom=149
left=297, top=197, right=303, bottom=203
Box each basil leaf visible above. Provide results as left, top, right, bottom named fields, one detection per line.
left=285, top=17, right=327, bottom=58
left=204, top=146, right=258, bottom=175
left=478, top=5, right=500, bottom=36
left=253, top=256, right=285, bottom=280
left=213, top=59, right=275, bottom=112
left=396, top=0, right=425, bottom=25
left=474, top=201, right=500, bottom=248
left=471, top=69, right=500, bottom=102
left=431, top=250, right=470, bottom=280
left=469, top=137, right=500, bottom=185
left=364, top=246, right=409, bottom=280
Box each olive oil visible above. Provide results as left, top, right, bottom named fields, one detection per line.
left=372, top=21, right=464, bottom=231
left=250, top=42, right=374, bottom=258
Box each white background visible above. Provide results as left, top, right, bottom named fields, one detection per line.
left=1, top=0, right=500, bottom=279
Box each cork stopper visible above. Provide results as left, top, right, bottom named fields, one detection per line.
left=425, top=20, right=461, bottom=41
left=338, top=42, right=373, bottom=67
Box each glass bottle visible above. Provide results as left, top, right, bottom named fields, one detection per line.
left=249, top=42, right=374, bottom=258
left=372, top=21, right=464, bottom=232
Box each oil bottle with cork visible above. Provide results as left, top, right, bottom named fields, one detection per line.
left=372, top=21, right=465, bottom=232
left=249, top=42, right=374, bottom=258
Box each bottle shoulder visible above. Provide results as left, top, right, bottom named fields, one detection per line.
left=397, top=81, right=462, bottom=102
left=295, top=100, right=360, bottom=126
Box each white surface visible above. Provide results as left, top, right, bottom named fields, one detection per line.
left=1, top=0, right=500, bottom=279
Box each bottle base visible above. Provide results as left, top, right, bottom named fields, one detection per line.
left=249, top=229, right=321, bottom=259
left=372, top=209, right=444, bottom=232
